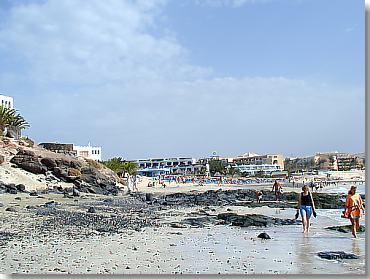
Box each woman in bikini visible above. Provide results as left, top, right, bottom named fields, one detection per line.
left=344, top=185, right=364, bottom=238
left=296, top=185, right=317, bottom=233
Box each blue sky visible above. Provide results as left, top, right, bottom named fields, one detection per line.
left=0, top=0, right=365, bottom=160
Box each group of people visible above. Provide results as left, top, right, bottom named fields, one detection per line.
left=160, top=175, right=283, bottom=186
left=295, top=184, right=364, bottom=237
left=256, top=181, right=365, bottom=237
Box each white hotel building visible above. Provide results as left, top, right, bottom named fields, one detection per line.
left=73, top=143, right=102, bottom=161
left=0, top=94, right=14, bottom=109
left=136, top=157, right=200, bottom=177
left=232, top=164, right=283, bottom=176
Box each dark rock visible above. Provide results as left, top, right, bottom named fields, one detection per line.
left=257, top=232, right=271, bottom=239
left=8, top=189, right=18, bottom=194
left=55, top=158, right=72, bottom=168
left=40, top=157, right=57, bottom=170
left=217, top=213, right=301, bottom=227
left=170, top=223, right=187, bottom=229
left=4, top=183, right=18, bottom=194
left=15, top=197, right=21, bottom=201
left=16, top=149, right=36, bottom=157
left=26, top=205, right=37, bottom=209
left=158, top=189, right=346, bottom=209
left=52, top=167, right=69, bottom=181
left=103, top=198, right=114, bottom=203
left=0, top=155, right=4, bottom=165
left=145, top=193, right=154, bottom=202
left=87, top=207, right=96, bottom=213
left=29, top=191, right=38, bottom=196
left=10, top=150, right=47, bottom=174
left=19, top=161, right=47, bottom=174
left=80, top=167, right=118, bottom=195
left=317, top=251, right=359, bottom=260
left=326, top=225, right=365, bottom=233
left=5, top=207, right=18, bottom=212
left=16, top=184, right=26, bottom=192
left=44, top=201, right=56, bottom=208
left=70, top=160, right=83, bottom=169
left=0, top=202, right=4, bottom=207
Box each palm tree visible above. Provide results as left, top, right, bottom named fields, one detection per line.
left=0, top=106, right=29, bottom=137
left=102, top=158, right=138, bottom=177
left=102, top=157, right=125, bottom=175
left=122, top=161, right=138, bottom=176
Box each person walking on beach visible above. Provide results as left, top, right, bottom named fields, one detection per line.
left=272, top=180, right=282, bottom=201
left=343, top=185, right=364, bottom=238
left=295, top=185, right=317, bottom=233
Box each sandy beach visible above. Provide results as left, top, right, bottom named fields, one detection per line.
left=0, top=187, right=365, bottom=275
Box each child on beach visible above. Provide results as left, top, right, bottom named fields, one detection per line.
left=295, top=185, right=317, bottom=233
left=256, top=191, right=263, bottom=203
left=343, top=185, right=364, bottom=238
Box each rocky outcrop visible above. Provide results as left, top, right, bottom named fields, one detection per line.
left=73, top=167, right=119, bottom=195
left=317, top=251, right=359, bottom=260
left=0, top=182, right=28, bottom=194
left=217, top=213, right=301, bottom=227
left=326, top=225, right=365, bottom=233
left=154, top=189, right=346, bottom=209
left=10, top=149, right=47, bottom=174
left=6, top=148, right=120, bottom=196
left=40, top=157, right=57, bottom=169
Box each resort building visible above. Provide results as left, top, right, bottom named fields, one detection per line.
left=233, top=153, right=285, bottom=170
left=0, top=94, right=14, bottom=109
left=336, top=153, right=365, bottom=171
left=284, top=156, right=318, bottom=174
left=73, top=143, right=102, bottom=161
left=231, top=164, right=283, bottom=176
left=136, top=157, right=202, bottom=177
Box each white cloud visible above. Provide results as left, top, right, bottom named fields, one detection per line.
left=0, top=0, right=364, bottom=159
left=0, top=0, right=210, bottom=88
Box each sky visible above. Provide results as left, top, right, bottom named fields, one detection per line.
left=0, top=0, right=365, bottom=160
